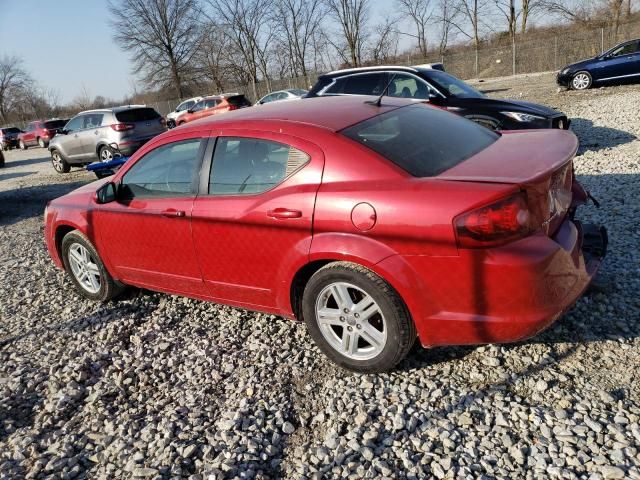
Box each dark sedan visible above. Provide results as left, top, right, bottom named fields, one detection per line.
left=557, top=38, right=640, bottom=90
left=306, top=66, right=569, bottom=130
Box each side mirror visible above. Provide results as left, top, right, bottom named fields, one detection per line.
left=427, top=92, right=442, bottom=104
left=59, top=129, right=68, bottom=135
left=95, top=182, right=117, bottom=204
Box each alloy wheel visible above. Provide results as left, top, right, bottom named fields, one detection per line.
left=51, top=152, right=63, bottom=172
left=67, top=242, right=102, bottom=294
left=100, top=148, right=113, bottom=162
left=572, top=73, right=591, bottom=90
left=315, top=282, right=387, bottom=360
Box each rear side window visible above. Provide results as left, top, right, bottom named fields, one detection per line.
left=209, top=137, right=309, bottom=195
left=325, top=73, right=386, bottom=95
left=341, top=104, right=499, bottom=177
left=226, top=95, right=252, bottom=107
left=116, top=108, right=160, bottom=123
left=82, top=114, right=104, bottom=129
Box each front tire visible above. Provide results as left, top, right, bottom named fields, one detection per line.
left=37, top=137, right=46, bottom=148
left=51, top=150, right=70, bottom=173
left=19, top=140, right=27, bottom=150
left=571, top=71, right=592, bottom=90
left=302, top=262, right=416, bottom=373
left=61, top=230, right=123, bottom=302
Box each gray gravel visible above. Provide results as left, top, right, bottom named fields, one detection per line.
left=1, top=75, right=640, bottom=479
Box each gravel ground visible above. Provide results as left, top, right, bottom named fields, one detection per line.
left=1, top=74, right=640, bottom=479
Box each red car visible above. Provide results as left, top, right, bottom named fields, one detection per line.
left=44, top=96, right=606, bottom=372
left=175, top=94, right=251, bottom=126
left=18, top=119, right=68, bottom=149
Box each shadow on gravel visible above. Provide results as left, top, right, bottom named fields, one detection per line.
left=0, top=180, right=89, bottom=227
left=3, top=155, right=50, bottom=169
left=571, top=118, right=636, bottom=153
left=0, top=171, right=36, bottom=182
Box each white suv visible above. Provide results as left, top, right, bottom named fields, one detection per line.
left=166, top=97, right=203, bottom=128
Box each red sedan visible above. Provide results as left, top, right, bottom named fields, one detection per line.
left=44, top=96, right=606, bottom=372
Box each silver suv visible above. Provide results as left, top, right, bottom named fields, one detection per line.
left=48, top=106, right=166, bottom=173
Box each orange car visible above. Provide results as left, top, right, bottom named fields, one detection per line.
left=175, top=94, right=252, bottom=126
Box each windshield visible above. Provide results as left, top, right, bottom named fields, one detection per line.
left=341, top=104, right=498, bottom=177
left=422, top=70, right=485, bottom=99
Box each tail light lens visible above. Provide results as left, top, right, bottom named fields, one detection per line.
left=110, top=123, right=135, bottom=132
left=455, top=192, right=534, bottom=248
left=227, top=105, right=238, bottom=111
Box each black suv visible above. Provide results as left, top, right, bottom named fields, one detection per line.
left=307, top=66, right=569, bottom=130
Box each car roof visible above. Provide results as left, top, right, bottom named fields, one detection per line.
left=77, top=105, right=150, bottom=115
left=323, top=65, right=420, bottom=77
left=181, top=95, right=413, bottom=132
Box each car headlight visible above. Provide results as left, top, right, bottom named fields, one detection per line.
left=561, top=68, right=571, bottom=75
left=501, top=111, right=546, bottom=123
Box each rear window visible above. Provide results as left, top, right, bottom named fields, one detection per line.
left=2, top=127, right=21, bottom=134
left=226, top=95, right=252, bottom=107
left=44, top=120, right=66, bottom=129
left=341, top=104, right=499, bottom=177
left=116, top=108, right=160, bottom=123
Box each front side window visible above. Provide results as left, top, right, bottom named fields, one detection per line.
left=341, top=104, right=498, bottom=177
left=65, top=116, right=84, bottom=132
left=611, top=42, right=639, bottom=57
left=423, top=70, right=485, bottom=99
left=177, top=100, right=195, bottom=112
left=191, top=100, right=205, bottom=112
left=204, top=98, right=218, bottom=109
left=209, top=137, right=309, bottom=195
left=121, top=139, right=203, bottom=198
left=387, top=74, right=431, bottom=99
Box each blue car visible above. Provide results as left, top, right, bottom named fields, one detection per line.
left=557, top=38, right=640, bottom=90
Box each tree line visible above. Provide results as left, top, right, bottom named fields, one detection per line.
left=0, top=0, right=636, bottom=125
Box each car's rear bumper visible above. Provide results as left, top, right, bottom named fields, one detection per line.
left=377, top=217, right=607, bottom=347
left=1, top=138, right=18, bottom=148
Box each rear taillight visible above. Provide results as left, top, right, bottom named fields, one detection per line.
left=110, top=123, right=135, bottom=131
left=227, top=105, right=238, bottom=111
left=455, top=192, right=534, bottom=248
left=159, top=118, right=166, bottom=126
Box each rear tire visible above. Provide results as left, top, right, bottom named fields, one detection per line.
left=302, top=262, right=416, bottom=373
left=37, top=137, right=46, bottom=148
left=571, top=71, right=592, bottom=90
left=98, top=145, right=114, bottom=162
left=61, top=230, right=124, bottom=302
left=51, top=149, right=70, bottom=173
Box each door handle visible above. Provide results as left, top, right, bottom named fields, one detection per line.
left=267, top=208, right=302, bottom=219
left=161, top=209, right=186, bottom=218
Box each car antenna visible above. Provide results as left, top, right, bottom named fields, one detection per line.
left=365, top=73, right=397, bottom=107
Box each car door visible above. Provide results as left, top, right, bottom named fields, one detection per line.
left=59, top=116, right=87, bottom=160
left=595, top=41, right=640, bottom=80
left=23, top=123, right=36, bottom=145
left=93, top=134, right=207, bottom=293
left=198, top=98, right=220, bottom=119
left=191, top=131, right=324, bottom=309
left=79, top=113, right=105, bottom=159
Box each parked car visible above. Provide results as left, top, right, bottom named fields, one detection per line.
left=307, top=66, right=570, bottom=130
left=44, top=96, right=606, bottom=373
left=48, top=106, right=166, bottom=173
left=18, top=119, right=67, bottom=149
left=557, top=38, right=640, bottom=90
left=175, top=94, right=252, bottom=125
left=0, top=127, right=22, bottom=150
left=166, top=96, right=203, bottom=128
left=257, top=89, right=308, bottom=105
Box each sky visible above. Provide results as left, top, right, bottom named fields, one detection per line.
left=0, top=0, right=410, bottom=104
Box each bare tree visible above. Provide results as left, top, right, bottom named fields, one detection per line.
left=521, top=0, right=543, bottom=33
left=452, top=0, right=488, bottom=77
left=197, top=23, right=234, bottom=92
left=371, top=18, right=400, bottom=63
left=325, top=0, right=371, bottom=67
left=0, top=56, right=33, bottom=124
left=434, top=0, right=458, bottom=58
left=108, top=0, right=202, bottom=99
left=204, top=0, right=274, bottom=100
left=274, top=0, right=325, bottom=80
left=396, top=0, right=433, bottom=58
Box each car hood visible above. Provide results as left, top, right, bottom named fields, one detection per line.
left=50, top=178, right=110, bottom=206
left=561, top=57, right=598, bottom=72
left=458, top=97, right=561, bottom=117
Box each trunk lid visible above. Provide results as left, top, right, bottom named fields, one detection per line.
left=439, top=129, right=578, bottom=237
